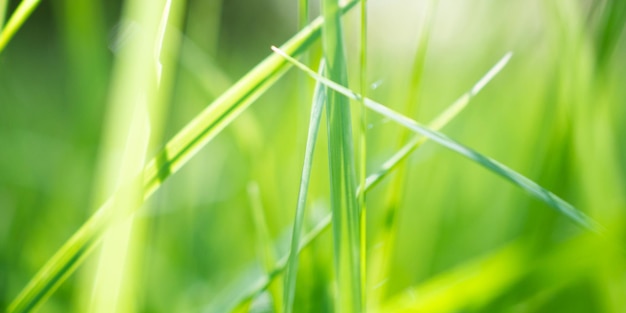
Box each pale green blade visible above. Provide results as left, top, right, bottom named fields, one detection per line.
left=283, top=60, right=326, bottom=313
left=272, top=46, right=602, bottom=233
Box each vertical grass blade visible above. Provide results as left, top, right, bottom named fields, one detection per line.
left=7, top=4, right=360, bottom=312
left=272, top=46, right=602, bottom=233
left=226, top=59, right=492, bottom=307
left=0, top=0, right=40, bottom=53
left=283, top=60, right=326, bottom=313
left=357, top=0, right=368, bottom=307
left=321, top=0, right=362, bottom=311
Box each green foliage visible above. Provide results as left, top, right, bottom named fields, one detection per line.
left=1, top=0, right=625, bottom=312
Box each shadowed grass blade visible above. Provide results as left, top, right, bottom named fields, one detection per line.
left=321, top=0, right=362, bottom=311
left=0, top=0, right=40, bottom=53
left=272, top=46, right=602, bottom=233
left=283, top=60, right=326, bottom=313
left=7, top=3, right=359, bottom=312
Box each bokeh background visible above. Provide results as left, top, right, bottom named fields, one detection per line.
left=1, top=0, right=625, bottom=312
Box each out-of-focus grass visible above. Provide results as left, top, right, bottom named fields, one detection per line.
left=1, top=0, right=626, bottom=312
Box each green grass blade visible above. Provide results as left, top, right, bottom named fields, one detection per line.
left=321, top=0, right=362, bottom=311
left=223, top=59, right=497, bottom=308
left=7, top=4, right=360, bottom=312
left=272, top=46, right=603, bottom=233
left=0, top=0, right=40, bottom=53
left=283, top=60, right=326, bottom=313
left=358, top=0, right=368, bottom=306
left=360, top=51, right=508, bottom=194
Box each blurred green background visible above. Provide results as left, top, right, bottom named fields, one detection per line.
left=1, top=0, right=625, bottom=312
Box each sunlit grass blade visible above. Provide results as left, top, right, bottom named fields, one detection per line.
left=0, top=0, right=40, bottom=53
left=321, top=0, right=362, bottom=311
left=7, top=3, right=360, bottom=312
left=283, top=60, right=326, bottom=313
left=383, top=233, right=603, bottom=312
left=272, top=46, right=602, bottom=233
left=383, top=241, right=529, bottom=313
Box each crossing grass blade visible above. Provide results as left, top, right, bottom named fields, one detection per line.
left=272, top=46, right=603, bottom=233
left=0, top=0, right=40, bottom=53
left=7, top=3, right=360, bottom=312
left=226, top=51, right=506, bottom=309
left=283, top=60, right=326, bottom=313
left=321, top=0, right=362, bottom=311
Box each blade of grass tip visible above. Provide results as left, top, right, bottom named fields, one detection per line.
left=272, top=46, right=603, bottom=233
left=358, top=0, right=368, bottom=307
left=0, top=0, right=40, bottom=53
left=247, top=181, right=283, bottom=313
left=7, top=4, right=362, bottom=312
left=321, top=0, right=362, bottom=312
left=283, top=60, right=326, bottom=313
left=85, top=0, right=176, bottom=311
left=361, top=49, right=512, bottom=193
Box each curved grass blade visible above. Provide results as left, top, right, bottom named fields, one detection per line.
left=283, top=60, right=326, bottom=313
left=0, top=0, right=40, bottom=53
left=7, top=3, right=360, bottom=312
left=272, top=46, right=602, bottom=233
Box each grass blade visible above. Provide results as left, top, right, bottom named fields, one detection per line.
left=272, top=46, right=602, bottom=233
left=7, top=3, right=360, bottom=312
left=222, top=55, right=497, bottom=308
left=358, top=0, right=368, bottom=307
left=283, top=60, right=326, bottom=313
left=0, top=0, right=40, bottom=53
left=321, top=0, right=362, bottom=311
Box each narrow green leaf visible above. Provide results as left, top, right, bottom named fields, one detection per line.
left=272, top=46, right=603, bottom=233
left=321, top=0, right=362, bottom=311
left=0, top=0, right=40, bottom=53
left=8, top=3, right=360, bottom=312
left=283, top=60, right=326, bottom=313
left=357, top=0, right=368, bottom=306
